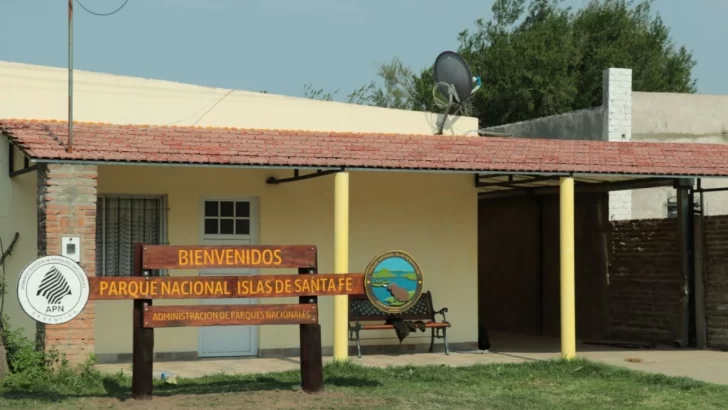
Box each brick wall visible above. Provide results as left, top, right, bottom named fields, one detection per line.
left=607, top=218, right=683, bottom=342
left=607, top=215, right=728, bottom=350
left=703, top=215, right=728, bottom=349
left=37, top=163, right=97, bottom=363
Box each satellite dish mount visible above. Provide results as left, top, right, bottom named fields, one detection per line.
left=432, top=51, right=481, bottom=135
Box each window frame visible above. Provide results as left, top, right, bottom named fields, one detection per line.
left=200, top=197, right=258, bottom=241
left=96, top=193, right=168, bottom=277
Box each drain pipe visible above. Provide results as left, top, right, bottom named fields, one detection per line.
left=67, top=0, right=74, bottom=153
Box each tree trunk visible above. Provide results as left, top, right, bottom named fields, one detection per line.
left=0, top=336, right=8, bottom=380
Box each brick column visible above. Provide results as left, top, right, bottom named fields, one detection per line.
left=37, top=163, right=97, bottom=363
left=602, top=67, right=633, bottom=221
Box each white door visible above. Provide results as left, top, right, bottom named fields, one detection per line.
left=198, top=198, right=259, bottom=358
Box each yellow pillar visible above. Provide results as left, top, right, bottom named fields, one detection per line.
left=333, top=172, right=350, bottom=361
left=560, top=176, right=576, bottom=359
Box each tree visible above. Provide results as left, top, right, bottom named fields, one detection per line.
left=302, top=83, right=339, bottom=101
left=346, top=0, right=696, bottom=127
left=347, top=57, right=419, bottom=110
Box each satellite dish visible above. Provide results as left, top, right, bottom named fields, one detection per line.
left=432, top=51, right=481, bottom=134
left=434, top=51, right=475, bottom=103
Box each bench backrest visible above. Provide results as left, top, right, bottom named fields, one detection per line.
left=348, top=291, right=435, bottom=321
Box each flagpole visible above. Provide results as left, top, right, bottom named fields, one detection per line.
left=67, top=0, right=74, bottom=153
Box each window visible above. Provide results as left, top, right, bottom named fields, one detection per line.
left=96, top=195, right=167, bottom=277
left=203, top=200, right=251, bottom=236
left=666, top=196, right=701, bottom=218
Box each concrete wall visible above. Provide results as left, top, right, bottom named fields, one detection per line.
left=0, top=61, right=477, bottom=135
left=481, top=107, right=603, bottom=141
left=632, top=92, right=728, bottom=144
left=630, top=92, right=728, bottom=219
left=94, top=165, right=478, bottom=357
left=0, top=136, right=38, bottom=341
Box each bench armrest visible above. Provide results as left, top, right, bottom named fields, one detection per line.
left=434, top=307, right=449, bottom=323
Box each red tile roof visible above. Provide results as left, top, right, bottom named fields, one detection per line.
left=2, top=119, right=728, bottom=177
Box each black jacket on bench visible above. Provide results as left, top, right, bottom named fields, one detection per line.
left=385, top=316, right=426, bottom=342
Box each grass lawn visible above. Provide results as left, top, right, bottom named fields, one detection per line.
left=1, top=358, right=727, bottom=410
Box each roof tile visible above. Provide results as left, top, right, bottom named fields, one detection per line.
left=3, top=119, right=728, bottom=177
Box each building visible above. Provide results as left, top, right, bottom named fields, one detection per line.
left=3, top=61, right=728, bottom=364
left=0, top=61, right=479, bottom=362
left=483, top=68, right=728, bottom=220
left=481, top=67, right=728, bottom=350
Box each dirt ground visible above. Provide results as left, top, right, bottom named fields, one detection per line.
left=7, top=391, right=385, bottom=410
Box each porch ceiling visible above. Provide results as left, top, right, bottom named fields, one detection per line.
left=3, top=119, right=728, bottom=182
left=475, top=173, right=674, bottom=199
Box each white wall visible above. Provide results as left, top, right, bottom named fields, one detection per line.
left=0, top=61, right=477, bottom=135
left=630, top=91, right=728, bottom=219
left=603, top=68, right=634, bottom=221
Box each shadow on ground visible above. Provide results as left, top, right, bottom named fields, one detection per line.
left=1, top=372, right=381, bottom=404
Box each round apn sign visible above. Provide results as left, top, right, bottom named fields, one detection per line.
left=17, top=255, right=89, bottom=325
left=364, top=251, right=423, bottom=314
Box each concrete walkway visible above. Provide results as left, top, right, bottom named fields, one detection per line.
left=95, top=335, right=728, bottom=385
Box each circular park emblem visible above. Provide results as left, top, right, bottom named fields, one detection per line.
left=17, top=255, right=89, bottom=325
left=364, top=251, right=423, bottom=314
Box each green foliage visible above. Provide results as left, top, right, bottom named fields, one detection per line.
left=347, top=57, right=421, bottom=110
left=2, top=321, right=50, bottom=375
left=0, top=319, right=118, bottom=396
left=342, top=0, right=696, bottom=128
left=303, top=83, right=340, bottom=101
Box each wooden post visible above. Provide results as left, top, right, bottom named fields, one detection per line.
left=132, top=243, right=154, bottom=400
left=299, top=265, right=323, bottom=393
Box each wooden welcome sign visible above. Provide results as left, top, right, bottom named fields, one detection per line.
left=89, top=244, right=364, bottom=400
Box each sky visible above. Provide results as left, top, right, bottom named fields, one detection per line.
left=1, top=0, right=726, bottom=100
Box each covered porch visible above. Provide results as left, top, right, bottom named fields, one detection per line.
left=3, top=119, right=728, bottom=364
left=88, top=165, right=477, bottom=361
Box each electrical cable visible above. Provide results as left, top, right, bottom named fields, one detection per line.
left=136, top=89, right=236, bottom=131
left=75, top=0, right=129, bottom=17
left=432, top=82, right=459, bottom=109
left=192, top=90, right=236, bottom=126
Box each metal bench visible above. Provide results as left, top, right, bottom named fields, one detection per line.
left=347, top=291, right=450, bottom=358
